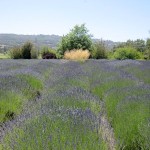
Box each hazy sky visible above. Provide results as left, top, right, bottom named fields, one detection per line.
left=0, top=0, right=150, bottom=41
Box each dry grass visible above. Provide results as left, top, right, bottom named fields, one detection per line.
left=64, top=49, right=90, bottom=60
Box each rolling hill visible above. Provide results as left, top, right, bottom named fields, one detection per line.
left=0, top=34, right=119, bottom=52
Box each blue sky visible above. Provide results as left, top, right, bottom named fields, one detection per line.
left=0, top=0, right=150, bottom=41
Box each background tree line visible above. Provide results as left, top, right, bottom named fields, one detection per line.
left=112, top=39, right=150, bottom=59
left=6, top=24, right=150, bottom=60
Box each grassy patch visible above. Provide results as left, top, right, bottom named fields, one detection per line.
left=17, top=74, right=43, bottom=99
left=0, top=75, right=43, bottom=123
left=0, top=53, right=9, bottom=59
left=92, top=79, right=135, bottom=100
left=0, top=91, right=25, bottom=123
left=18, top=74, right=43, bottom=90
left=104, top=87, right=150, bottom=149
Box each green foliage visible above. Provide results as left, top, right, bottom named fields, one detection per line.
left=113, top=46, right=141, bottom=60
left=0, top=53, right=9, bottom=59
left=126, top=39, right=134, bottom=47
left=41, top=46, right=57, bottom=58
left=146, top=38, right=150, bottom=50
left=144, top=49, right=150, bottom=59
left=113, top=40, right=134, bottom=50
left=57, top=24, right=92, bottom=55
left=9, top=47, right=22, bottom=59
left=134, top=39, right=145, bottom=52
left=91, top=41, right=107, bottom=59
left=19, top=74, right=43, bottom=91
left=144, top=39, right=150, bottom=59
left=9, top=42, right=38, bottom=59
left=31, top=48, right=38, bottom=59
left=18, top=74, right=43, bottom=99
left=113, top=39, right=146, bottom=53
left=0, top=91, right=24, bottom=122
left=107, top=51, right=114, bottom=59
left=41, top=46, right=49, bottom=56
left=22, top=42, right=33, bottom=59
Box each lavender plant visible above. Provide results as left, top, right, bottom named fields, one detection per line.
left=0, top=59, right=149, bottom=150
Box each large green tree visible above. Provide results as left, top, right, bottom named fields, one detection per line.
left=57, top=24, right=92, bottom=55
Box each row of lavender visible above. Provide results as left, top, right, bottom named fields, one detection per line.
left=0, top=60, right=108, bottom=150
left=90, top=60, right=150, bottom=149
left=0, top=60, right=54, bottom=138
left=0, top=59, right=150, bottom=150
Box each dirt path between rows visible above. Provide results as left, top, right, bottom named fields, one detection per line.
left=99, top=113, right=116, bottom=150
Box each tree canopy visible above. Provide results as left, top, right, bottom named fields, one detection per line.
left=57, top=24, right=92, bottom=55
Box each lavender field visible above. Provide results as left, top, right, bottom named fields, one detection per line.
left=0, top=59, right=150, bottom=150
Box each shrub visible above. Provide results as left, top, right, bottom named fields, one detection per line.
left=107, top=51, right=114, bottom=59
left=113, top=47, right=141, bottom=60
left=41, top=46, right=50, bottom=57
left=9, top=47, right=22, bottom=59
left=91, top=41, right=107, bottom=59
left=9, top=42, right=38, bottom=59
left=41, top=46, right=57, bottom=59
left=144, top=49, right=150, bottom=60
left=64, top=49, right=90, bottom=60
left=22, top=42, right=33, bottom=59
left=31, top=49, right=38, bottom=59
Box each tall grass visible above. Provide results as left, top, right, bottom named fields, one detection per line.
left=0, top=91, right=24, bottom=123
left=64, top=49, right=90, bottom=60
left=0, top=74, right=43, bottom=123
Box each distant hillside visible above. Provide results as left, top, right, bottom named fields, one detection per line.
left=0, top=34, right=119, bottom=52
left=0, top=34, right=61, bottom=52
